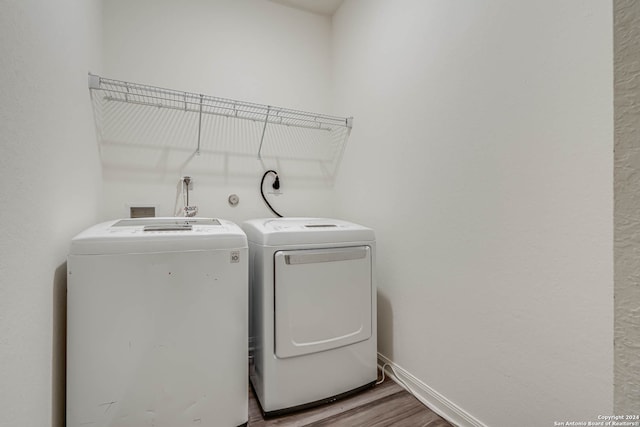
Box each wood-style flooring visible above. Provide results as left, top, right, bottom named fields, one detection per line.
left=248, top=375, right=453, bottom=427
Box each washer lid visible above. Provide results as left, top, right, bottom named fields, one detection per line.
left=70, top=217, right=247, bottom=255
left=242, top=217, right=375, bottom=246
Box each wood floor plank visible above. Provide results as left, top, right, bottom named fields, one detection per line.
left=248, top=387, right=267, bottom=427
left=260, top=380, right=402, bottom=427
left=248, top=377, right=452, bottom=427
left=305, top=391, right=448, bottom=427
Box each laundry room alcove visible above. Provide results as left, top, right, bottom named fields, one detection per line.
left=88, top=74, right=353, bottom=186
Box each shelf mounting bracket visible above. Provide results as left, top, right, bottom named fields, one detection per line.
left=257, top=106, right=271, bottom=160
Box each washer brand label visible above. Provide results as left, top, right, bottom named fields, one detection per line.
left=230, top=251, right=240, bottom=263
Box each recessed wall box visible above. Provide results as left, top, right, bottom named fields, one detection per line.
left=129, top=205, right=156, bottom=218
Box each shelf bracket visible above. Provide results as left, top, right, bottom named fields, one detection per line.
left=196, top=94, right=203, bottom=155
left=346, top=116, right=354, bottom=129
left=88, top=73, right=100, bottom=90
left=257, top=106, right=271, bottom=160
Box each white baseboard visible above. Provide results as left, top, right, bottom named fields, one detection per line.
left=377, top=353, right=488, bottom=427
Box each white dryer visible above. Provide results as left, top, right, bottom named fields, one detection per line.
left=242, top=218, right=377, bottom=416
left=67, top=218, right=248, bottom=427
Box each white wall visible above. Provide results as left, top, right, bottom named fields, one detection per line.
left=332, top=1, right=613, bottom=426
left=100, top=0, right=338, bottom=223
left=0, top=1, right=103, bottom=426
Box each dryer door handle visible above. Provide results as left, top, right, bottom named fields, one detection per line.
left=284, top=247, right=368, bottom=265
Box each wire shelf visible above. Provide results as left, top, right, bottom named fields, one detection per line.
left=88, top=74, right=352, bottom=157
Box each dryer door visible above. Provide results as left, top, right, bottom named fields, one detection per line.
left=274, top=246, right=372, bottom=359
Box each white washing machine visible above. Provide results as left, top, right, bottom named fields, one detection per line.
left=242, top=217, right=377, bottom=416
left=67, top=218, right=248, bottom=427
